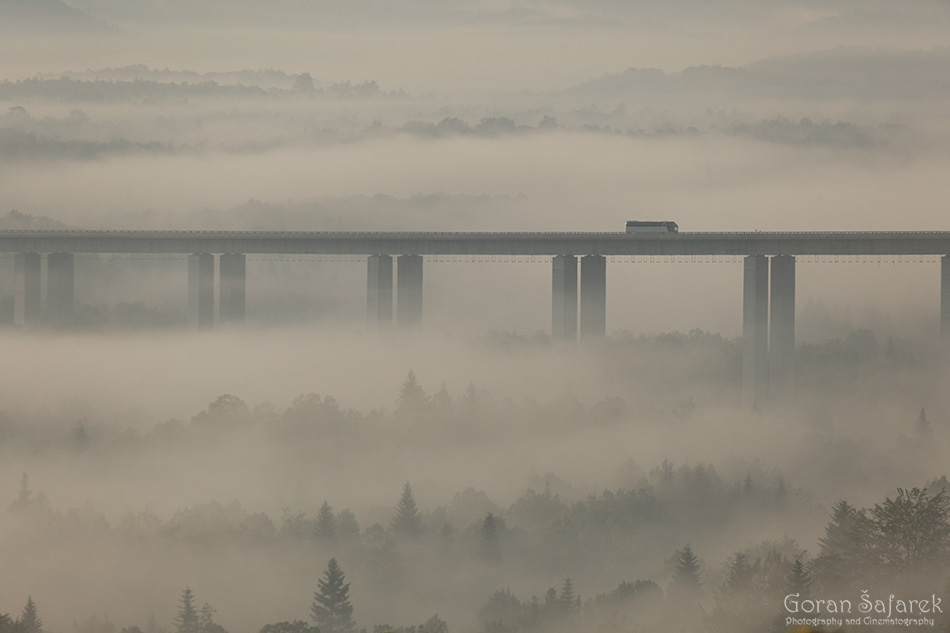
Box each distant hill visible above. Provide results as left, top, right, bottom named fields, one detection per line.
left=565, top=47, right=950, bottom=104
left=0, top=0, right=116, bottom=34
left=0, top=210, right=71, bottom=230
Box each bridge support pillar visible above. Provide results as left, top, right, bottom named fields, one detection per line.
left=396, top=254, right=423, bottom=328
left=14, top=252, right=41, bottom=326
left=941, top=256, right=950, bottom=395
left=219, top=253, right=246, bottom=324
left=942, top=255, right=950, bottom=339
left=188, top=253, right=214, bottom=329
left=580, top=255, right=607, bottom=340
left=552, top=255, right=577, bottom=343
left=47, top=252, right=74, bottom=326
left=367, top=254, right=393, bottom=327
left=743, top=254, right=769, bottom=409
left=769, top=255, right=795, bottom=405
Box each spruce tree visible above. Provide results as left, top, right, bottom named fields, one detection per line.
left=813, top=499, right=875, bottom=588
left=174, top=588, right=200, bottom=633
left=396, top=371, right=427, bottom=414
left=916, top=408, right=934, bottom=438
left=478, top=513, right=500, bottom=561
left=818, top=500, right=866, bottom=557
left=314, top=502, right=336, bottom=542
left=431, top=384, right=452, bottom=413
left=557, top=577, right=579, bottom=612
left=669, top=544, right=703, bottom=597
left=785, top=558, right=812, bottom=596
left=20, top=597, right=41, bottom=633
left=311, top=558, right=356, bottom=633
left=390, top=482, right=423, bottom=537
left=721, top=551, right=756, bottom=595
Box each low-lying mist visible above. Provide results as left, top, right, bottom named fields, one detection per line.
left=4, top=1, right=950, bottom=631
left=0, top=320, right=947, bottom=633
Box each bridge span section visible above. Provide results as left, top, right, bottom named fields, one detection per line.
left=3, top=230, right=950, bottom=256
left=3, top=230, right=950, bottom=409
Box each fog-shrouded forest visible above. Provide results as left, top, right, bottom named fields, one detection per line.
left=4, top=1, right=950, bottom=633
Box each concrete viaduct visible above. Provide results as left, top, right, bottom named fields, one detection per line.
left=3, top=230, right=950, bottom=408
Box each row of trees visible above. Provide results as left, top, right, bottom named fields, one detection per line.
left=470, top=485, right=950, bottom=633
left=8, top=486, right=950, bottom=633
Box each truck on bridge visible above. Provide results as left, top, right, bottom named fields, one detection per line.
left=625, top=220, right=679, bottom=234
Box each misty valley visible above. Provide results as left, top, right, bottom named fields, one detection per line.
left=5, top=0, right=950, bottom=632
left=1, top=325, right=948, bottom=633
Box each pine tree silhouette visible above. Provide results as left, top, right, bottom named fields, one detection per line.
left=785, top=557, right=812, bottom=596
left=390, top=482, right=423, bottom=537
left=174, top=588, right=200, bottom=633
left=20, top=597, right=42, bottom=633
left=670, top=544, right=703, bottom=597
left=311, top=558, right=356, bottom=633
left=314, top=502, right=336, bottom=542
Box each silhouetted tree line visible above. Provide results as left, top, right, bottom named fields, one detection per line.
left=8, top=472, right=950, bottom=633
left=471, top=482, right=950, bottom=633
left=0, top=77, right=394, bottom=103
left=2, top=380, right=946, bottom=633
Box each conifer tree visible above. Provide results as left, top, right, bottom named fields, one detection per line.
left=813, top=499, right=875, bottom=589
left=390, top=482, right=423, bottom=537
left=314, top=502, right=336, bottom=542
left=785, top=558, right=812, bottom=596
left=916, top=408, right=933, bottom=438
left=478, top=513, right=500, bottom=561
left=20, top=597, right=41, bottom=633
left=431, top=384, right=452, bottom=413
left=396, top=371, right=427, bottom=414
left=670, top=544, right=703, bottom=596
left=311, top=558, right=356, bottom=633
left=818, top=500, right=866, bottom=557
left=557, top=577, right=579, bottom=612
left=721, top=551, right=756, bottom=595
left=174, top=588, right=200, bottom=633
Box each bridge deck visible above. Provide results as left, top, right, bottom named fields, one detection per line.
left=0, top=231, right=949, bottom=256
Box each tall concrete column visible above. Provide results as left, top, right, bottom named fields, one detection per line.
left=580, top=255, right=607, bottom=340
left=219, top=253, right=246, bottom=324
left=14, top=252, right=41, bottom=326
left=742, top=255, right=769, bottom=409
left=769, top=255, right=796, bottom=405
left=552, top=255, right=577, bottom=343
left=367, top=254, right=393, bottom=326
left=47, top=252, right=75, bottom=326
left=942, top=255, right=950, bottom=339
left=941, top=256, right=950, bottom=396
left=396, top=254, right=423, bottom=328
left=188, top=253, right=214, bottom=330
